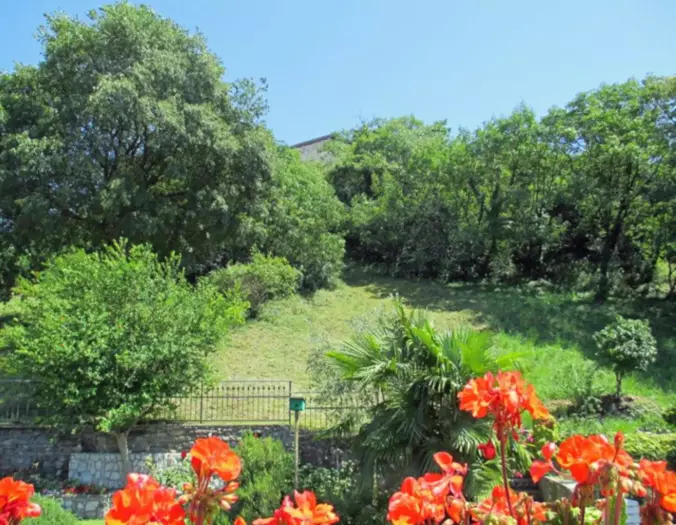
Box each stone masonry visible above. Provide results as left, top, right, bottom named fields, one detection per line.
left=69, top=452, right=182, bottom=488
left=0, top=424, right=347, bottom=481
left=61, top=494, right=110, bottom=520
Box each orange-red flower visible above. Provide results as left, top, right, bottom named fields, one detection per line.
left=105, top=474, right=185, bottom=525
left=0, top=477, right=41, bottom=525
left=478, top=441, right=496, bottom=460
left=530, top=433, right=634, bottom=502
left=473, top=486, right=547, bottom=525
left=181, top=438, right=241, bottom=525
left=638, top=459, right=676, bottom=513
left=253, top=491, right=339, bottom=525
left=458, top=372, right=549, bottom=439
left=190, top=437, right=242, bottom=484
left=387, top=452, right=467, bottom=525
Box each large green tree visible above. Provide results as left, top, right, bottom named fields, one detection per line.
left=2, top=240, right=245, bottom=479
left=544, top=78, right=674, bottom=300
left=0, top=3, right=273, bottom=291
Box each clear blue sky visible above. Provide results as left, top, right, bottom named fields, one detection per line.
left=1, top=0, right=675, bottom=145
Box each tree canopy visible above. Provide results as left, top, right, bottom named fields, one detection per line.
left=327, top=77, right=676, bottom=299
left=0, top=3, right=344, bottom=294
left=3, top=240, right=245, bottom=476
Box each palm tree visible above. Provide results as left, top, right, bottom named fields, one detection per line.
left=323, top=300, right=527, bottom=495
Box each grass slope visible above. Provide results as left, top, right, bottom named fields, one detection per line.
left=218, top=268, right=676, bottom=412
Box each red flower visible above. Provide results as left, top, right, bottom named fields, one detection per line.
left=477, top=441, right=496, bottom=460
left=105, top=474, right=185, bottom=525
left=638, top=459, right=676, bottom=513
left=254, top=491, right=339, bottom=525
left=458, top=372, right=549, bottom=440
left=181, top=451, right=187, bottom=460
left=190, top=437, right=242, bottom=484
left=0, top=477, right=41, bottom=525
left=387, top=453, right=468, bottom=525
left=473, top=486, right=546, bottom=525
left=530, top=432, right=634, bottom=500
left=541, top=442, right=557, bottom=461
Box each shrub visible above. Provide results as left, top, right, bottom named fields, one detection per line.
left=593, top=315, right=657, bottom=398
left=263, top=150, right=345, bottom=291
left=299, top=462, right=388, bottom=525
left=663, top=406, right=676, bottom=427
left=3, top=240, right=246, bottom=477
left=229, top=432, right=294, bottom=521
left=146, top=454, right=195, bottom=490
left=624, top=432, right=676, bottom=468
left=24, top=497, right=78, bottom=525
left=208, top=252, right=300, bottom=317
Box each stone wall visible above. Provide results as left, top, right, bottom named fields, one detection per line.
left=539, top=476, right=640, bottom=525
left=69, top=452, right=182, bottom=488
left=0, top=424, right=347, bottom=479
left=61, top=494, right=110, bottom=519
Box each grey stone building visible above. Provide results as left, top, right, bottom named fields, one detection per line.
left=292, top=134, right=333, bottom=162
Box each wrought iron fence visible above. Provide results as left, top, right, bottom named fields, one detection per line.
left=0, top=379, right=366, bottom=429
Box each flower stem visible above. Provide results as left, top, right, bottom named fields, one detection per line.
left=614, top=491, right=624, bottom=525
left=499, top=437, right=515, bottom=519
left=580, top=504, right=586, bottom=525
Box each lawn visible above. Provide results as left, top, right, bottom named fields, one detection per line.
left=217, top=268, right=676, bottom=418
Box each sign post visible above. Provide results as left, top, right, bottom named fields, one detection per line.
left=289, top=397, right=306, bottom=489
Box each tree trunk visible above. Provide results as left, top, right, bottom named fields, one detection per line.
left=596, top=219, right=624, bottom=303
left=615, top=373, right=623, bottom=401
left=115, top=431, right=132, bottom=484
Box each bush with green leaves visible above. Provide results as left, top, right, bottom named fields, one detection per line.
left=593, top=315, right=658, bottom=398
left=23, top=497, right=79, bottom=525
left=624, top=432, right=676, bottom=468
left=663, top=406, right=676, bottom=427
left=228, top=432, right=294, bottom=522
left=208, top=252, right=300, bottom=317
left=262, top=149, right=345, bottom=291
left=2, top=240, right=246, bottom=478
left=299, top=461, right=388, bottom=525
left=146, top=454, right=195, bottom=490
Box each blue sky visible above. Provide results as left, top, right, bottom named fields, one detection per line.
left=1, top=0, right=675, bottom=145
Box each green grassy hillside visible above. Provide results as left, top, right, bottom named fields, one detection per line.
left=218, top=268, right=676, bottom=413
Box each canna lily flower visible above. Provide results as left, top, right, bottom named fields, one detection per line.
left=105, top=474, right=184, bottom=525
left=638, top=459, right=676, bottom=514
left=530, top=432, right=634, bottom=508
left=473, top=486, right=547, bottom=525
left=387, top=453, right=468, bottom=525
left=458, top=371, right=550, bottom=440
left=478, top=441, right=496, bottom=460
left=190, top=437, right=242, bottom=484
left=254, top=491, right=339, bottom=525
left=0, top=477, right=41, bottom=525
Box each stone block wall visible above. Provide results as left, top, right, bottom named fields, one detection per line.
left=0, top=424, right=347, bottom=480
left=61, top=494, right=110, bottom=519
left=69, top=452, right=182, bottom=488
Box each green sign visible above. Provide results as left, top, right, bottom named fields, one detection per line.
left=289, top=397, right=306, bottom=412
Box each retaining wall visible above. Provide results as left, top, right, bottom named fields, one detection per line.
left=0, top=424, right=347, bottom=481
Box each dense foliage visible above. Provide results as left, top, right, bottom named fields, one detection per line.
left=594, top=315, right=657, bottom=398
left=23, top=497, right=78, bottom=525
left=326, top=77, right=676, bottom=300
left=259, top=149, right=345, bottom=291
left=299, top=461, right=387, bottom=525
left=207, top=252, right=300, bottom=317
left=319, top=301, right=525, bottom=493
left=229, top=432, right=294, bottom=522
left=2, top=240, right=245, bottom=475
left=0, top=3, right=344, bottom=295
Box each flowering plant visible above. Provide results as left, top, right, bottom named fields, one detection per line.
left=3, top=372, right=676, bottom=525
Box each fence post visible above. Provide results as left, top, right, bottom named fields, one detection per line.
left=288, top=381, right=293, bottom=425
left=199, top=383, right=204, bottom=424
